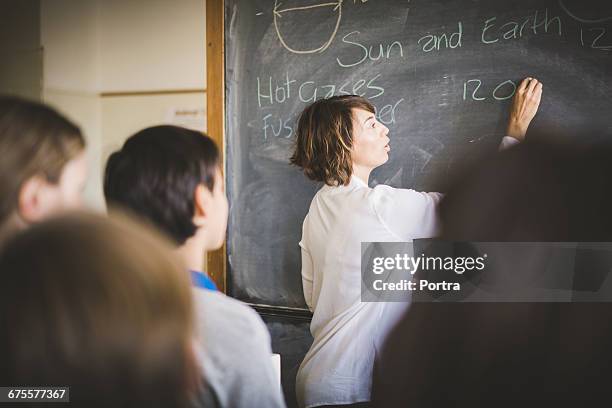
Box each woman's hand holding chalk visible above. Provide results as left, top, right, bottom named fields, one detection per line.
left=506, top=77, right=543, bottom=141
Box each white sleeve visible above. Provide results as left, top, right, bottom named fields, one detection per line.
left=499, top=135, right=521, bottom=151
left=299, top=242, right=314, bottom=312
left=371, top=185, right=442, bottom=240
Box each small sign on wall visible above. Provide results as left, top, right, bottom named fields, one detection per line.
left=166, top=107, right=206, bottom=132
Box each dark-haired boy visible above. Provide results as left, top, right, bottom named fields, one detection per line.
left=104, top=126, right=285, bottom=408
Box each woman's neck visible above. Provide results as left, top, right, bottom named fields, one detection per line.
left=352, top=165, right=372, bottom=185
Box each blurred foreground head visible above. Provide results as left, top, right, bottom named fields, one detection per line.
left=373, top=138, right=612, bottom=407
left=0, top=212, right=197, bottom=408
left=0, top=97, right=87, bottom=243
left=440, top=138, right=612, bottom=241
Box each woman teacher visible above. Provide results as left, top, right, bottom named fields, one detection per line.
left=290, top=78, right=543, bottom=408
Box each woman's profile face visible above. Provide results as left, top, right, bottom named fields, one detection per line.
left=350, top=108, right=390, bottom=170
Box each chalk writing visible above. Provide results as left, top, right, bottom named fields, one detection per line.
left=257, top=72, right=296, bottom=107
left=463, top=79, right=516, bottom=101
left=263, top=114, right=293, bottom=140
left=272, top=0, right=369, bottom=55
left=580, top=27, right=612, bottom=50
left=463, top=79, right=485, bottom=101
left=418, top=22, right=463, bottom=52
left=377, top=98, right=405, bottom=125
left=336, top=31, right=404, bottom=67
left=250, top=1, right=611, bottom=146
left=481, top=9, right=562, bottom=44
left=257, top=72, right=385, bottom=107
left=258, top=98, right=404, bottom=140
left=559, top=0, right=612, bottom=23
left=492, top=80, right=517, bottom=101
left=273, top=0, right=342, bottom=54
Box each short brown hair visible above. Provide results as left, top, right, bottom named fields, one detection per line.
left=0, top=96, right=85, bottom=223
left=0, top=212, right=196, bottom=407
left=290, top=95, right=375, bottom=186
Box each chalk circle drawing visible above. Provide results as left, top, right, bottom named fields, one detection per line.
left=558, top=0, right=612, bottom=23
left=273, top=0, right=344, bottom=54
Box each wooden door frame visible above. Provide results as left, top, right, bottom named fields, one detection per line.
left=206, top=0, right=226, bottom=292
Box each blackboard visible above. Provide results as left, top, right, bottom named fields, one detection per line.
left=260, top=314, right=312, bottom=407
left=225, top=1, right=611, bottom=404
left=226, top=0, right=612, bottom=309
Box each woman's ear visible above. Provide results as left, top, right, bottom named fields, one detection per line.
left=192, top=184, right=212, bottom=227
left=18, top=175, right=50, bottom=223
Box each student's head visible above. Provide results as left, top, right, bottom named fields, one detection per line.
left=372, top=140, right=612, bottom=407
left=373, top=302, right=612, bottom=407
left=412, top=140, right=612, bottom=298
left=290, top=95, right=390, bottom=186
left=104, top=125, right=227, bottom=249
left=0, top=212, right=197, bottom=407
left=0, top=97, right=87, bottom=235
left=439, top=139, right=612, bottom=241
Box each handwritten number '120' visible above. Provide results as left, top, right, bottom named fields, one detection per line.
left=463, top=79, right=517, bottom=101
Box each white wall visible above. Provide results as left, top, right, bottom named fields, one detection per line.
left=101, top=93, right=207, bottom=167
left=40, top=0, right=206, bottom=210
left=98, top=0, right=206, bottom=92
left=41, top=0, right=102, bottom=208
left=41, top=0, right=99, bottom=93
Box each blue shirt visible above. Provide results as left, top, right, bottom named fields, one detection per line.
left=191, top=270, right=218, bottom=291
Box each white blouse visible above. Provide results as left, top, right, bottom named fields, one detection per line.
left=296, top=137, right=519, bottom=408
left=296, top=175, right=441, bottom=407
